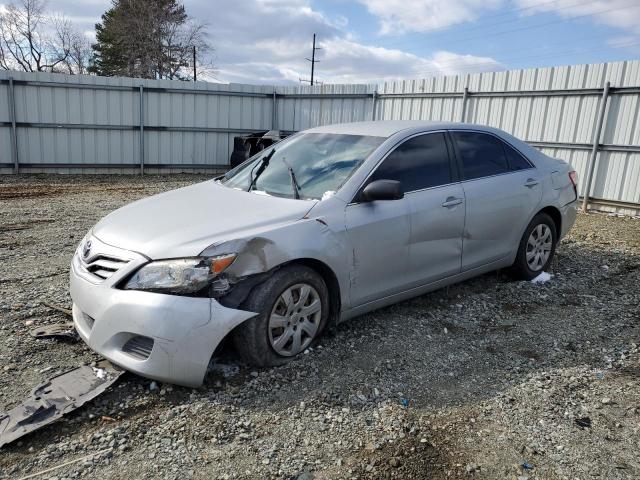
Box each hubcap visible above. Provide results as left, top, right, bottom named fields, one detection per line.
left=268, top=283, right=322, bottom=356
left=526, top=224, right=552, bottom=272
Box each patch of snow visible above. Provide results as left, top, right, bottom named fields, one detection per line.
left=531, top=271, right=552, bottom=284
left=321, top=190, right=336, bottom=201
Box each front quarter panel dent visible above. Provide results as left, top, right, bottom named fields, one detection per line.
left=200, top=217, right=349, bottom=310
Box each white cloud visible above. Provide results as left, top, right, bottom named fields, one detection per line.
left=40, top=0, right=502, bottom=84
left=514, top=0, right=640, bottom=35
left=309, top=39, right=503, bottom=83
left=356, top=0, right=503, bottom=35
left=192, top=0, right=502, bottom=84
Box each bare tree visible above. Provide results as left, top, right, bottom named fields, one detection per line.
left=52, top=16, right=92, bottom=74
left=0, top=0, right=71, bottom=72
left=0, top=0, right=91, bottom=73
left=162, top=18, right=211, bottom=80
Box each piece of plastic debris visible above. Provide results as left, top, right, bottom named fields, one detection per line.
left=30, top=322, right=77, bottom=340
left=92, top=367, right=107, bottom=379
left=0, top=360, right=123, bottom=447
left=521, top=461, right=534, bottom=470
left=596, top=371, right=605, bottom=380
left=530, top=272, right=552, bottom=284
left=575, top=417, right=592, bottom=429
left=401, top=398, right=409, bottom=408
left=149, top=381, right=159, bottom=392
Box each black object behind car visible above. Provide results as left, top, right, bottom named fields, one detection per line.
left=229, top=130, right=292, bottom=168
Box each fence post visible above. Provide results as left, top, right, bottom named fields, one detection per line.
left=139, top=84, right=144, bottom=175
left=460, top=86, right=469, bottom=123
left=582, top=81, right=610, bottom=212
left=272, top=90, right=277, bottom=130
left=7, top=77, right=18, bottom=174
left=371, top=90, right=377, bottom=121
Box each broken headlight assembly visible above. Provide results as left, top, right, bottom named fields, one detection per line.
left=122, top=254, right=236, bottom=295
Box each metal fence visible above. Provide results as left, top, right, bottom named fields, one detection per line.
left=1, top=60, right=640, bottom=213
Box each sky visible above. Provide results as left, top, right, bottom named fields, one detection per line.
left=16, top=0, right=640, bottom=84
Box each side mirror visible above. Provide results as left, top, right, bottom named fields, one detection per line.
left=360, top=179, right=404, bottom=202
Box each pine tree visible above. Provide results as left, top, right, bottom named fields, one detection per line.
left=89, top=0, right=209, bottom=80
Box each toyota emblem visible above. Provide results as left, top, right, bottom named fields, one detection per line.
left=82, top=239, right=92, bottom=259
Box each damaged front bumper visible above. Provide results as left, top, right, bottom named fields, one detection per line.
left=70, top=244, right=256, bottom=387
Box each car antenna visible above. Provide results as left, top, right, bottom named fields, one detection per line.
left=282, top=158, right=301, bottom=199
left=247, top=148, right=276, bottom=192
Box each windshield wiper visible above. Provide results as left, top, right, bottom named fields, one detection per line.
left=282, top=159, right=301, bottom=199
left=247, top=149, right=276, bottom=192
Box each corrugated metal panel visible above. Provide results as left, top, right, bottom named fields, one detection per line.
left=375, top=60, right=640, bottom=211
left=1, top=61, right=639, bottom=211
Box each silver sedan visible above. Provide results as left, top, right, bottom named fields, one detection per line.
left=70, top=121, right=578, bottom=386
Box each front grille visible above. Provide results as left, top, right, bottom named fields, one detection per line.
left=122, top=335, right=154, bottom=360
left=84, top=255, right=129, bottom=280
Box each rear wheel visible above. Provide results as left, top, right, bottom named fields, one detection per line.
left=511, top=212, right=557, bottom=280
left=233, top=265, right=329, bottom=367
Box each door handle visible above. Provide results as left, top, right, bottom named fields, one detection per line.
left=441, top=197, right=463, bottom=208
left=524, top=178, right=539, bottom=188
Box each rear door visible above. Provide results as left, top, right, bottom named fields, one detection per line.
left=450, top=131, right=542, bottom=271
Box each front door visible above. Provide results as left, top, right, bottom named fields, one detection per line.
left=345, top=198, right=411, bottom=307
left=345, top=131, right=464, bottom=307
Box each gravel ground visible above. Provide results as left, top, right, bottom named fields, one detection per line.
left=0, top=174, right=639, bottom=480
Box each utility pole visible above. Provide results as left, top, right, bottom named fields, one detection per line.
left=193, top=46, right=197, bottom=81
left=305, top=33, right=321, bottom=86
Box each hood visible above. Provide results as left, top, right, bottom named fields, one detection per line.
left=93, top=180, right=315, bottom=259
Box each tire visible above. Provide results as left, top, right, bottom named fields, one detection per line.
left=233, top=265, right=330, bottom=367
left=511, top=212, right=557, bottom=280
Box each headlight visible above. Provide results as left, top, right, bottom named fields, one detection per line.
left=123, top=254, right=236, bottom=294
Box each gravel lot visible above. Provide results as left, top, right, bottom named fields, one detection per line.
left=1, top=175, right=639, bottom=480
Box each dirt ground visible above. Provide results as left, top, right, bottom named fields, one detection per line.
left=0, top=175, right=638, bottom=480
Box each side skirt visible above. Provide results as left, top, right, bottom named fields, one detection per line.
left=338, top=256, right=513, bottom=322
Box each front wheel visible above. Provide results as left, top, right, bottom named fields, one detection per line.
left=511, top=212, right=557, bottom=280
left=233, top=265, right=329, bottom=367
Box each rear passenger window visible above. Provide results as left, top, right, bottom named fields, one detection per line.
left=452, top=132, right=509, bottom=180
left=369, top=133, right=451, bottom=192
left=503, top=142, right=532, bottom=170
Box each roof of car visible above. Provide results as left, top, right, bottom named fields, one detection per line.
left=304, top=120, right=488, bottom=137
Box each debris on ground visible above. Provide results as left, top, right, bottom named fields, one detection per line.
left=41, top=302, right=73, bottom=317
left=530, top=271, right=552, bottom=283
left=30, top=322, right=77, bottom=340
left=0, top=360, right=123, bottom=448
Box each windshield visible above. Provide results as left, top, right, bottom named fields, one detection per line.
left=221, top=133, right=385, bottom=200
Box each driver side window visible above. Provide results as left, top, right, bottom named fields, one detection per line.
left=368, top=132, right=452, bottom=192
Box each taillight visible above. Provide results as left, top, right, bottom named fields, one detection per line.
left=568, top=171, right=578, bottom=199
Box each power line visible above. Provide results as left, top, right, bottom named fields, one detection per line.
left=379, top=0, right=606, bottom=50
left=417, top=1, right=640, bottom=50
left=405, top=30, right=639, bottom=75
left=411, top=40, right=640, bottom=78
left=378, top=0, right=640, bottom=52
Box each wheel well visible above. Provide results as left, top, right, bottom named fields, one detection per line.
left=286, top=258, right=341, bottom=325
left=539, top=206, right=562, bottom=236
